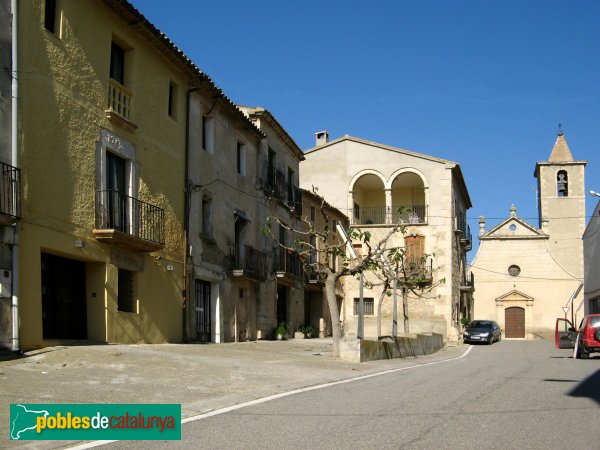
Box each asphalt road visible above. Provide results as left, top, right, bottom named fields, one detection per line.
left=99, top=340, right=600, bottom=450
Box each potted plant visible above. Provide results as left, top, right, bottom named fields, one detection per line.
left=276, top=322, right=288, bottom=340
left=303, top=325, right=315, bottom=339
left=294, top=325, right=306, bottom=340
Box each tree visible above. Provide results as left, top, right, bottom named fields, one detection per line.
left=262, top=190, right=438, bottom=357
left=364, top=229, right=445, bottom=337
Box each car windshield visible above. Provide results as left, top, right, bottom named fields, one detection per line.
left=468, top=321, right=493, bottom=329
left=590, top=316, right=600, bottom=328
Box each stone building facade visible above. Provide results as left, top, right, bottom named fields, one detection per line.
left=300, top=134, right=474, bottom=340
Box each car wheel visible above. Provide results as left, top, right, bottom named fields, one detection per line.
left=488, top=336, right=494, bottom=345
left=581, top=344, right=590, bottom=359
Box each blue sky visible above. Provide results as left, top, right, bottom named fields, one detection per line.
left=139, top=0, right=599, bottom=246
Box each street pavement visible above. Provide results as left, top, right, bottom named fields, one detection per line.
left=1, top=338, right=468, bottom=449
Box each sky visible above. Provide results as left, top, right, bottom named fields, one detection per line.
left=138, top=0, right=600, bottom=254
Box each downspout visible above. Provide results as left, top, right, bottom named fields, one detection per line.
left=10, top=0, right=20, bottom=353
left=183, top=86, right=199, bottom=342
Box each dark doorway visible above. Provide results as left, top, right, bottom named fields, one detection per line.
left=505, top=306, right=525, bottom=338
left=106, top=151, right=127, bottom=232
left=277, top=285, right=287, bottom=326
left=195, top=280, right=211, bottom=343
left=41, top=253, right=87, bottom=339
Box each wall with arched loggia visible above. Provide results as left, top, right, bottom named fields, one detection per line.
left=348, top=168, right=429, bottom=226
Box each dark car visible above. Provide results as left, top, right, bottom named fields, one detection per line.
left=463, top=320, right=502, bottom=345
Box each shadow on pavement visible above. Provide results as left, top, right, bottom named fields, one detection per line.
left=568, top=367, right=600, bottom=405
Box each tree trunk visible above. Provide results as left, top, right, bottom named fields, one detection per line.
left=376, top=288, right=386, bottom=339
left=402, top=287, right=409, bottom=334
left=325, top=276, right=341, bottom=357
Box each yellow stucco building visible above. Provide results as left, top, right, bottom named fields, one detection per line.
left=5, top=0, right=211, bottom=349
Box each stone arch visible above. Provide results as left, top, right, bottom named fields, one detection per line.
left=388, top=168, right=428, bottom=224
left=348, top=170, right=387, bottom=225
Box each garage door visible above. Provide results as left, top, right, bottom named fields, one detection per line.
left=505, top=307, right=525, bottom=338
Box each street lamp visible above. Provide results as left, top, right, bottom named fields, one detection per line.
left=590, top=190, right=600, bottom=197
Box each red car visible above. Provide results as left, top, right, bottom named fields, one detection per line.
left=555, top=314, right=600, bottom=359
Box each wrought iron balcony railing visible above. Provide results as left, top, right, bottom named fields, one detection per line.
left=460, top=270, right=475, bottom=291
left=95, top=189, right=164, bottom=247
left=351, top=205, right=427, bottom=226
left=228, top=244, right=268, bottom=281
left=275, top=248, right=303, bottom=279
left=461, top=224, right=473, bottom=251
left=0, top=162, right=21, bottom=220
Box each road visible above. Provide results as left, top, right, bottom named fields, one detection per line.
left=96, top=340, right=600, bottom=450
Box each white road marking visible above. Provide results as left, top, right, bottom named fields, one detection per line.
left=67, top=346, right=472, bottom=449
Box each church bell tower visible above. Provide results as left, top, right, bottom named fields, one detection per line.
left=534, top=131, right=586, bottom=278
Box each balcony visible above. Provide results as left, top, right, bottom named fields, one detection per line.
left=286, top=186, right=303, bottom=216
left=351, top=205, right=427, bottom=226
left=275, top=248, right=303, bottom=283
left=305, top=263, right=326, bottom=289
left=93, top=190, right=165, bottom=252
left=460, top=224, right=473, bottom=252
left=460, top=271, right=475, bottom=292
left=402, top=257, right=433, bottom=287
left=105, top=79, right=136, bottom=131
left=227, top=244, right=267, bottom=281
left=0, top=162, right=21, bottom=224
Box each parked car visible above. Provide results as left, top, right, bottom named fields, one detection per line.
left=463, top=320, right=502, bottom=344
left=555, top=314, right=600, bottom=359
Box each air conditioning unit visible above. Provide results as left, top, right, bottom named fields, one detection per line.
left=0, top=270, right=11, bottom=298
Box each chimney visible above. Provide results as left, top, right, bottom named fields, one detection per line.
left=479, top=215, right=486, bottom=236
left=315, top=131, right=329, bottom=147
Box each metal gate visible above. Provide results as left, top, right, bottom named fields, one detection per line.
left=195, top=280, right=211, bottom=343
left=505, top=306, right=525, bottom=338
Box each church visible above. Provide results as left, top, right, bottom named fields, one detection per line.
left=471, top=132, right=586, bottom=339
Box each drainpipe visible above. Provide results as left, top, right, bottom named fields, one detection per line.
left=10, top=0, right=20, bottom=353
left=183, top=86, right=199, bottom=342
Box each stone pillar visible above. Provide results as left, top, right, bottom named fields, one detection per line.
left=526, top=299, right=534, bottom=340
left=385, top=188, right=392, bottom=224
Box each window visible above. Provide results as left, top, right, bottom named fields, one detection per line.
left=110, top=42, right=125, bottom=85
left=267, top=148, right=275, bottom=187
left=168, top=82, right=178, bottom=118
left=310, top=206, right=316, bottom=222
left=287, top=168, right=295, bottom=204
left=508, top=265, right=521, bottom=277
left=353, top=298, right=374, bottom=316
left=589, top=297, right=600, bottom=314
left=405, top=235, right=425, bottom=269
left=96, top=129, right=139, bottom=235
left=202, top=115, right=214, bottom=153
left=44, top=0, right=58, bottom=34
left=117, top=269, right=136, bottom=313
left=202, top=196, right=212, bottom=239
left=309, top=235, right=318, bottom=265
left=557, top=170, right=569, bottom=197
left=353, top=202, right=360, bottom=220
left=237, top=142, right=246, bottom=175
left=106, top=152, right=127, bottom=231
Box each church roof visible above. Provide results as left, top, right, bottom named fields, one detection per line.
left=480, top=205, right=548, bottom=241
left=548, top=132, right=574, bottom=162
left=534, top=132, right=587, bottom=177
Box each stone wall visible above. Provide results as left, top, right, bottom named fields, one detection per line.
left=340, top=333, right=444, bottom=362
